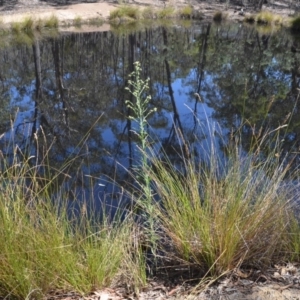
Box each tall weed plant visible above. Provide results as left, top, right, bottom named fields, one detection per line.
left=125, top=61, right=158, bottom=264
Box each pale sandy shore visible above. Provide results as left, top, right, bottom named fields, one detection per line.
left=0, top=0, right=296, bottom=30
left=0, top=2, right=116, bottom=24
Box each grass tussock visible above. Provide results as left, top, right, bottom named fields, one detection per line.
left=157, top=6, right=175, bottom=19
left=43, top=15, right=59, bottom=29
left=109, top=5, right=200, bottom=22
left=0, top=146, right=145, bottom=299
left=273, top=14, right=283, bottom=25
left=109, top=5, right=140, bottom=22
left=142, top=127, right=300, bottom=278
left=20, top=16, right=35, bottom=32
left=11, top=21, right=22, bottom=34
left=256, top=10, right=283, bottom=25
left=10, top=15, right=59, bottom=36
left=179, top=5, right=193, bottom=19
left=142, top=6, right=157, bottom=19
left=73, top=16, right=82, bottom=28
left=11, top=16, right=35, bottom=33
left=256, top=11, right=274, bottom=24
left=213, top=11, right=226, bottom=22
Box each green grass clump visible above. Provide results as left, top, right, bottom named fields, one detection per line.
left=11, top=22, right=22, bottom=34
left=10, top=15, right=59, bottom=36
left=0, top=147, right=145, bottom=299
left=109, top=5, right=140, bottom=21
left=73, top=16, right=82, bottom=28
left=273, top=14, right=283, bottom=25
left=157, top=6, right=175, bottom=19
left=44, top=15, right=59, bottom=28
left=213, top=11, right=221, bottom=22
left=213, top=11, right=226, bottom=22
left=21, top=16, right=34, bottom=32
left=35, top=18, right=45, bottom=32
left=142, top=6, right=156, bottom=19
left=142, top=128, right=300, bottom=279
left=0, top=198, right=140, bottom=298
left=256, top=10, right=282, bottom=25
left=179, top=5, right=193, bottom=19
left=256, top=11, right=273, bottom=24
left=9, top=15, right=59, bottom=43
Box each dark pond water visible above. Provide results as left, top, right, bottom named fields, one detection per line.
left=1, top=22, right=300, bottom=212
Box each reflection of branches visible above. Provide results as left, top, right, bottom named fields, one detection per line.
left=51, top=38, right=70, bottom=136
left=162, top=27, right=190, bottom=159
left=193, top=24, right=210, bottom=133
left=30, top=39, right=44, bottom=157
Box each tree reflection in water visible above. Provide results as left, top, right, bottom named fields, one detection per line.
left=0, top=23, right=300, bottom=213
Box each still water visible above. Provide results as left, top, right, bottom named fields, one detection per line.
left=1, top=22, right=300, bottom=211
